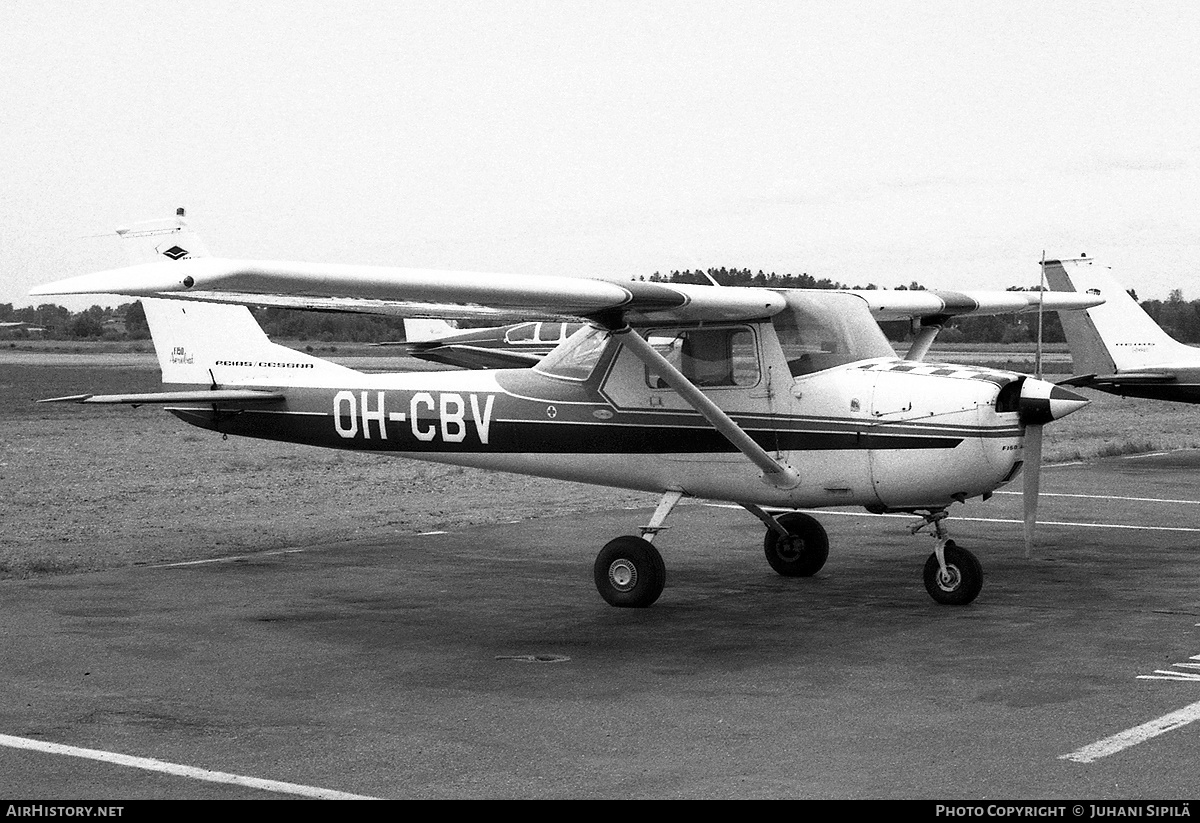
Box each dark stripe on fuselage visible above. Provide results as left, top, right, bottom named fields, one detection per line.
left=1094, top=383, right=1200, bottom=404
left=169, top=408, right=966, bottom=453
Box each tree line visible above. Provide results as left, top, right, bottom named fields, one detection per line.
left=0, top=302, right=409, bottom=344
left=2, top=271, right=1195, bottom=345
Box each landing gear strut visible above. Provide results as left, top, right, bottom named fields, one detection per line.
left=912, top=509, right=983, bottom=605
left=591, top=495, right=984, bottom=608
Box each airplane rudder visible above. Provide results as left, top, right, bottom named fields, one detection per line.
left=1049, top=258, right=1190, bottom=372
left=139, top=297, right=357, bottom=387
left=402, top=318, right=459, bottom=342
left=1041, top=258, right=1117, bottom=376
left=140, top=297, right=272, bottom=384
left=1040, top=259, right=1073, bottom=292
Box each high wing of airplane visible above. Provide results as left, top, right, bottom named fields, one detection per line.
left=388, top=290, right=1079, bottom=371
left=1047, top=257, right=1200, bottom=403
left=78, top=212, right=1098, bottom=370
left=30, top=214, right=1101, bottom=609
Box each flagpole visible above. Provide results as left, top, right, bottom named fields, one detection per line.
left=1036, top=251, right=1046, bottom=380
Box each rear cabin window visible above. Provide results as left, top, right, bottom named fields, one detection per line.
left=537, top=322, right=571, bottom=344
left=645, top=327, right=760, bottom=388
left=503, top=322, right=537, bottom=343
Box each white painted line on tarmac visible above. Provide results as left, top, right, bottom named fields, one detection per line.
left=1139, top=671, right=1200, bottom=682
left=1058, top=701, right=1200, bottom=763
left=0, top=733, right=377, bottom=799
left=950, top=516, right=1200, bottom=533
left=151, top=549, right=304, bottom=568
left=1051, top=451, right=1179, bottom=468
left=995, top=490, right=1200, bottom=505
left=702, top=504, right=1200, bottom=533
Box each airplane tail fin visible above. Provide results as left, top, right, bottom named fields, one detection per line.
left=402, top=318, right=459, bottom=342
left=114, top=210, right=358, bottom=387
left=1043, top=258, right=1198, bottom=374
left=115, top=207, right=211, bottom=265
left=140, top=298, right=360, bottom=388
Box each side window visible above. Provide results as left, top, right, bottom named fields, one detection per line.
left=646, top=327, right=759, bottom=388
left=536, top=322, right=569, bottom=344
left=504, top=323, right=537, bottom=344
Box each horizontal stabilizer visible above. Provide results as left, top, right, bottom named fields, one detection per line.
left=1060, top=372, right=1179, bottom=388
left=39, top=389, right=286, bottom=405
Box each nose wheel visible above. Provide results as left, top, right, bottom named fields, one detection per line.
left=922, top=541, right=983, bottom=605
left=912, top=511, right=983, bottom=605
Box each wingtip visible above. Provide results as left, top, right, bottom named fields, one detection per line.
left=29, top=261, right=194, bottom=298
left=37, top=394, right=93, bottom=404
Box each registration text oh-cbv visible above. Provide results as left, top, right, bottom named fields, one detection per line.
left=334, top=391, right=496, bottom=444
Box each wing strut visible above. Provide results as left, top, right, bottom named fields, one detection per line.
left=904, top=315, right=948, bottom=362
left=607, top=324, right=801, bottom=490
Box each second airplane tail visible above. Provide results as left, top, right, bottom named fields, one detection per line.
left=402, top=318, right=459, bottom=342
left=1043, top=257, right=1200, bottom=375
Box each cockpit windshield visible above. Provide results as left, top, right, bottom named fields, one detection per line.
left=533, top=325, right=609, bottom=381
left=774, top=291, right=894, bottom=376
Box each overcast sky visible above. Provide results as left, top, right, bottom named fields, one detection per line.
left=3, top=1, right=1198, bottom=308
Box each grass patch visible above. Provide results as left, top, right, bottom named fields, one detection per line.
left=0, top=556, right=83, bottom=579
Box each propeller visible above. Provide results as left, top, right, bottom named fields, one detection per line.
left=1022, top=420, right=1043, bottom=555
left=1016, top=377, right=1089, bottom=554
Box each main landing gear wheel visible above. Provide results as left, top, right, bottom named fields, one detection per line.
left=922, top=540, right=983, bottom=606
left=594, top=535, right=666, bottom=608
left=763, top=512, right=829, bottom=577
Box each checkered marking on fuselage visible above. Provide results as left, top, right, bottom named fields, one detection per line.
left=856, top=361, right=1014, bottom=386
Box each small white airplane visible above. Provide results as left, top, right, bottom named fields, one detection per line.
left=1047, top=257, right=1200, bottom=403
left=390, top=318, right=581, bottom=369
left=30, top=212, right=1101, bottom=608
